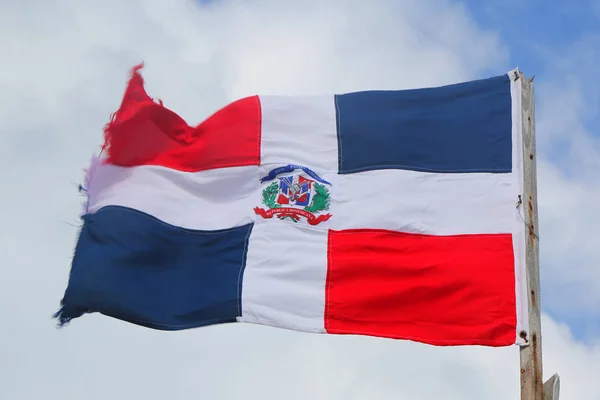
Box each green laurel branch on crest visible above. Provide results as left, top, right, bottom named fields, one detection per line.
left=304, top=183, right=330, bottom=214
left=262, top=182, right=280, bottom=209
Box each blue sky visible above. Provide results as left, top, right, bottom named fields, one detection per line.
left=473, top=0, right=599, bottom=49
left=469, top=0, right=600, bottom=130
left=2, top=1, right=599, bottom=399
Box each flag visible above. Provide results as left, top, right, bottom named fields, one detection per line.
left=55, top=64, right=528, bottom=347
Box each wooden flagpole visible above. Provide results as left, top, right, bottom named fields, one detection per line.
left=518, top=72, right=560, bottom=400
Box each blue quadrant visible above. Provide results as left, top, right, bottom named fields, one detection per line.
left=56, top=206, right=253, bottom=330
left=335, top=73, right=513, bottom=174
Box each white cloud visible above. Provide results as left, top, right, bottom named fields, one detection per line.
left=1, top=0, right=598, bottom=399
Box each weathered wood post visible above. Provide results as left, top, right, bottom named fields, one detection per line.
left=518, top=72, right=560, bottom=400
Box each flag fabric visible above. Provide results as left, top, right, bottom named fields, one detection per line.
left=55, top=64, right=528, bottom=347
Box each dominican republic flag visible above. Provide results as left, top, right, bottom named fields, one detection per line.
left=55, top=64, right=529, bottom=347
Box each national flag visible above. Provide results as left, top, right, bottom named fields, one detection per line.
left=55, top=64, right=528, bottom=347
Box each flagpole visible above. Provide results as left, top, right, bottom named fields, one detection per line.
left=518, top=72, right=560, bottom=400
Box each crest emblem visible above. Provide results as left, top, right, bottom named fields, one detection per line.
left=254, top=164, right=332, bottom=225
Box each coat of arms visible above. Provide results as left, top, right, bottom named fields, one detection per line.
left=254, top=165, right=332, bottom=225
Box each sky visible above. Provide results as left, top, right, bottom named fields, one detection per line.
left=1, top=0, right=599, bottom=399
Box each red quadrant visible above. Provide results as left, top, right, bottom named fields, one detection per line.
left=325, top=229, right=517, bottom=346
left=103, top=64, right=261, bottom=172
